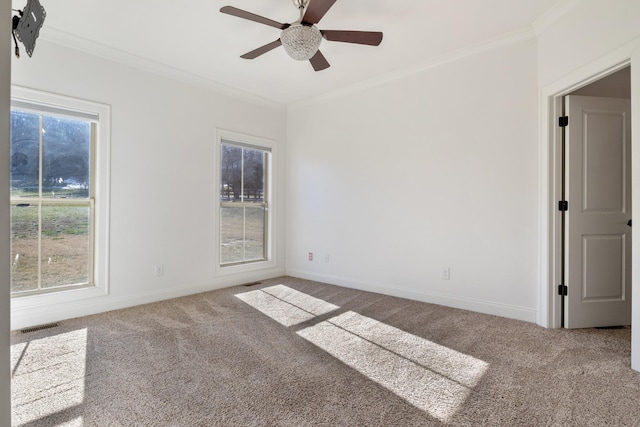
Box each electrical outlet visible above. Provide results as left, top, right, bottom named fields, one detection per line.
left=324, top=254, right=330, bottom=263
left=155, top=264, right=164, bottom=277
left=308, top=252, right=313, bottom=261
left=442, top=267, right=450, bottom=280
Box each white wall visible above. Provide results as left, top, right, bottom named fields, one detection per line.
left=1, top=0, right=12, bottom=423
left=536, top=0, right=640, bottom=370
left=286, top=37, right=539, bottom=322
left=537, top=0, right=640, bottom=88
left=10, top=39, right=287, bottom=329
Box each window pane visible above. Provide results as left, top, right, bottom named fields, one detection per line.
left=220, top=206, right=266, bottom=264
left=10, top=111, right=40, bottom=198
left=244, top=206, right=265, bottom=261
left=243, top=149, right=264, bottom=202
left=221, top=206, right=244, bottom=264
left=41, top=205, right=90, bottom=289
left=221, top=144, right=242, bottom=201
left=42, top=116, right=91, bottom=199
left=10, top=204, right=39, bottom=293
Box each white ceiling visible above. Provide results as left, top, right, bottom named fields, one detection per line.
left=18, top=0, right=571, bottom=105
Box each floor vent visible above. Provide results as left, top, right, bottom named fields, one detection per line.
left=243, top=281, right=262, bottom=287
left=20, top=322, right=60, bottom=334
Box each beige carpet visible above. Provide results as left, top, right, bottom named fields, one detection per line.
left=10, top=276, right=640, bottom=426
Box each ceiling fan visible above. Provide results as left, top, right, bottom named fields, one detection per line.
left=220, top=0, right=383, bottom=71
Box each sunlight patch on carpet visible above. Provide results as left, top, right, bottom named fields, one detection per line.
left=235, top=285, right=339, bottom=326
left=11, top=328, right=87, bottom=426
left=298, top=311, right=488, bottom=422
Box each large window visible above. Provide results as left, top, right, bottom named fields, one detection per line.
left=10, top=95, right=100, bottom=296
left=219, top=138, right=271, bottom=266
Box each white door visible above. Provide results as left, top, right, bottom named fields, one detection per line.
left=565, top=95, right=632, bottom=328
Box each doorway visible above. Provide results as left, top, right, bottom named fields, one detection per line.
left=554, top=66, right=632, bottom=329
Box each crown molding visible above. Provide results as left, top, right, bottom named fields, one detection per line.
left=40, top=3, right=577, bottom=114
left=40, top=27, right=286, bottom=111
left=289, top=26, right=537, bottom=111
left=532, top=0, right=582, bottom=36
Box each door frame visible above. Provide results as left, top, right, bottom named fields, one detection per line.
left=540, top=42, right=640, bottom=373
left=541, top=59, right=631, bottom=330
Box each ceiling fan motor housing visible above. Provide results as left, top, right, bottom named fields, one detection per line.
left=281, top=24, right=322, bottom=61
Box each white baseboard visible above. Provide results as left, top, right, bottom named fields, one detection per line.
left=286, top=270, right=537, bottom=323
left=11, top=269, right=285, bottom=331
left=11, top=268, right=536, bottom=330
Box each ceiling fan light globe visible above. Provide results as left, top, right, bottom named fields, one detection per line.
left=281, top=24, right=322, bottom=61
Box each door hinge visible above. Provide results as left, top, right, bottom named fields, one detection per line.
left=559, top=116, right=569, bottom=127
left=558, top=285, right=568, bottom=296
left=558, top=200, right=568, bottom=211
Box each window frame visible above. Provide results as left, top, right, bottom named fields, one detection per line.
left=215, top=129, right=276, bottom=276
left=10, top=109, right=96, bottom=295
left=10, top=86, right=111, bottom=307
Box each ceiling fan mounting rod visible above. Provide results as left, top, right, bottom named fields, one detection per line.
left=292, top=0, right=309, bottom=23
left=293, top=0, right=309, bottom=9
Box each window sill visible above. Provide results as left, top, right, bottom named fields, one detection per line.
left=215, top=258, right=277, bottom=277
left=11, top=284, right=108, bottom=312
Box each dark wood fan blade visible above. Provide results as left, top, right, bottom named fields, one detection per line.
left=220, top=6, right=289, bottom=30
left=309, top=50, right=330, bottom=71
left=302, top=0, right=337, bottom=25
left=240, top=39, right=282, bottom=59
left=321, top=30, right=383, bottom=46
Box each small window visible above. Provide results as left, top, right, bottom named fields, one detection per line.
left=10, top=91, right=105, bottom=296
left=219, top=138, right=271, bottom=266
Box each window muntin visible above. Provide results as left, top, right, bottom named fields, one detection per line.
left=10, top=105, right=96, bottom=295
left=220, top=140, right=270, bottom=266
